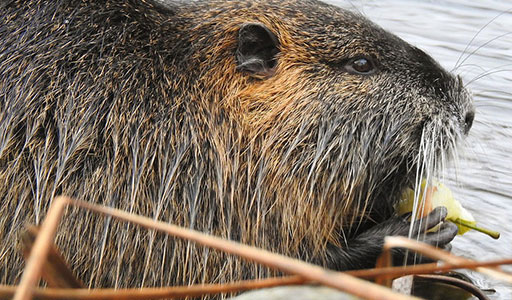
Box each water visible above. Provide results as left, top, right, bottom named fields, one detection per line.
left=327, top=0, right=512, bottom=298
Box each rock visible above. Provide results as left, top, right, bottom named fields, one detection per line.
left=229, top=285, right=358, bottom=300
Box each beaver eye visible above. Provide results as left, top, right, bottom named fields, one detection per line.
left=345, top=57, right=375, bottom=75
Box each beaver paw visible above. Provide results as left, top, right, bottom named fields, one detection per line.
left=386, top=206, right=458, bottom=247
left=326, top=206, right=458, bottom=270
left=380, top=206, right=458, bottom=265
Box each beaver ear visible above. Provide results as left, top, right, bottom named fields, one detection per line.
left=236, top=23, right=280, bottom=79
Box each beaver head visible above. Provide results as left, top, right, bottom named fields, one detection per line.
left=191, top=0, right=474, bottom=252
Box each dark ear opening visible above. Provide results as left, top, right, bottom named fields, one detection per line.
left=236, top=23, right=280, bottom=79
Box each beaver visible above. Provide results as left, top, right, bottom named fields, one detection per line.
left=0, top=0, right=473, bottom=290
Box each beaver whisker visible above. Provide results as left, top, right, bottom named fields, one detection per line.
left=452, top=9, right=512, bottom=71
left=465, top=66, right=512, bottom=87
left=454, top=30, right=512, bottom=72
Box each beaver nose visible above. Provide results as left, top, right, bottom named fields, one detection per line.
left=463, top=111, right=475, bottom=135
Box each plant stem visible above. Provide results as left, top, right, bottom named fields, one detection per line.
left=454, top=218, right=500, bottom=239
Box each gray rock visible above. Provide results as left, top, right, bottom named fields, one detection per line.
left=229, top=285, right=359, bottom=300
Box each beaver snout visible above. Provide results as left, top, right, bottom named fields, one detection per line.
left=463, top=110, right=475, bottom=135
left=455, top=75, right=475, bottom=135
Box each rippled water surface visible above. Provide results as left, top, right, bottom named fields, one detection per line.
left=328, top=1, right=512, bottom=298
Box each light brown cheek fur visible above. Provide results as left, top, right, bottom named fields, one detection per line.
left=238, top=67, right=320, bottom=134
left=192, top=15, right=325, bottom=136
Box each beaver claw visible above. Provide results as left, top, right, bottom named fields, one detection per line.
left=326, top=206, right=458, bottom=270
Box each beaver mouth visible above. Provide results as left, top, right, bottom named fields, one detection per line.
left=380, top=122, right=458, bottom=211
left=350, top=111, right=465, bottom=226
left=394, top=115, right=463, bottom=198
